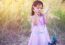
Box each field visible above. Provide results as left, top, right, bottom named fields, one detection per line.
left=0, top=0, right=65, bottom=45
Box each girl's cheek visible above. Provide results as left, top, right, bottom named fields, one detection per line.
left=34, top=7, right=39, bottom=13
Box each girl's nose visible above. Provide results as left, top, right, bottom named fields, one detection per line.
left=39, top=9, right=41, bottom=11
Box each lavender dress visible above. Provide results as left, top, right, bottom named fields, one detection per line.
left=28, top=14, right=51, bottom=45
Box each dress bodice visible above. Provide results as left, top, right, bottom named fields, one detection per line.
left=31, top=14, right=45, bottom=27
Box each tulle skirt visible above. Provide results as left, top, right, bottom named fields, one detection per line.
left=28, top=25, right=51, bottom=45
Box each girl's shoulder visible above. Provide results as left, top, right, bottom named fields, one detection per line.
left=28, top=15, right=34, bottom=22
left=30, top=15, right=34, bottom=19
left=41, top=13, right=47, bottom=17
left=30, top=15, right=35, bottom=19
left=29, top=15, right=35, bottom=21
left=40, top=13, right=45, bottom=17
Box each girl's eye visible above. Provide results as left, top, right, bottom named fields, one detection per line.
left=37, top=7, right=43, bottom=9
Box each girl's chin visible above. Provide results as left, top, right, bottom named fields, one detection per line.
left=37, top=13, right=41, bottom=15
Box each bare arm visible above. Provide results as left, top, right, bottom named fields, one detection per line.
left=31, top=15, right=39, bottom=25
left=44, top=14, right=48, bottom=24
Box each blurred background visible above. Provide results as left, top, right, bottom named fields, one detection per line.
left=0, top=0, right=65, bottom=45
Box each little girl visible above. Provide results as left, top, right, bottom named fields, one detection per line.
left=28, top=0, right=51, bottom=45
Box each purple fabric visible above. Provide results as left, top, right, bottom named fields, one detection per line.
left=28, top=14, right=51, bottom=45
left=39, top=14, right=46, bottom=25
left=31, top=14, right=46, bottom=26
left=35, top=14, right=46, bottom=26
left=28, top=25, right=51, bottom=45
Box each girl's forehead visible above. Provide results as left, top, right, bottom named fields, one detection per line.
left=36, top=4, right=43, bottom=9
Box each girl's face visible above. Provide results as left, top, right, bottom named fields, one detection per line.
left=33, top=4, right=43, bottom=15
